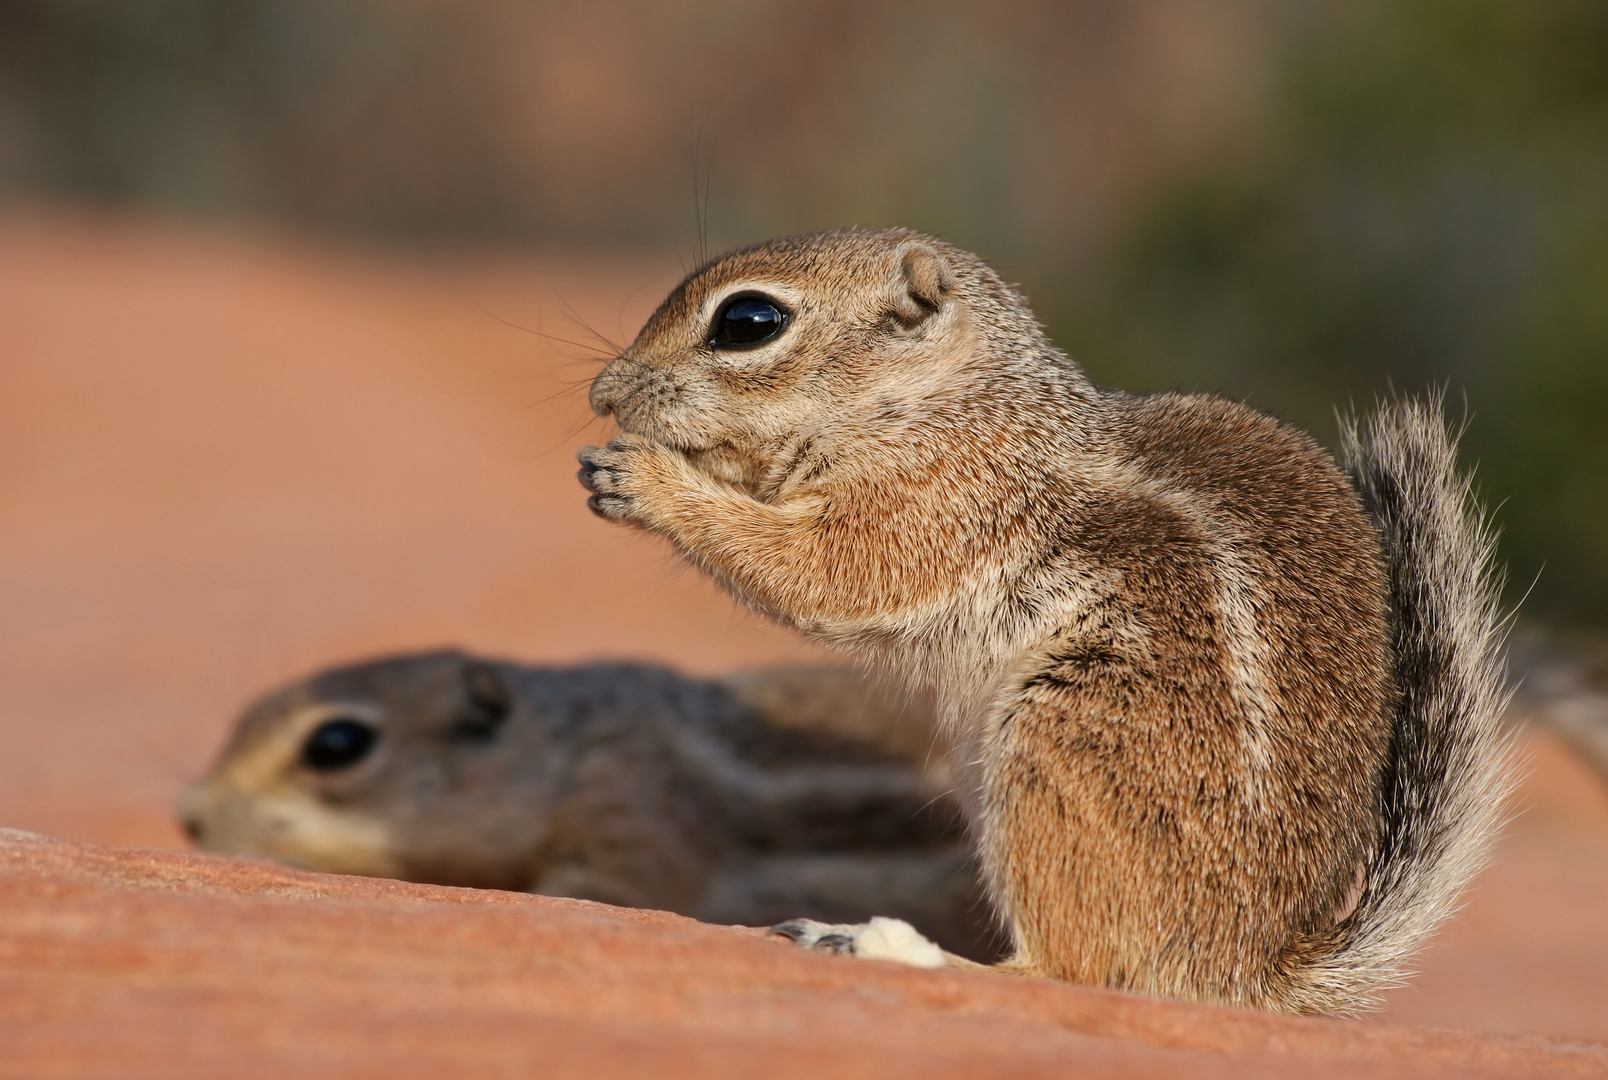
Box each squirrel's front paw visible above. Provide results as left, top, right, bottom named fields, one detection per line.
left=769, top=917, right=945, bottom=969
left=577, top=435, right=669, bottom=523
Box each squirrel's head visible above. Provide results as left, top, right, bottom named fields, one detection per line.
left=590, top=228, right=1055, bottom=490
left=179, top=651, right=558, bottom=891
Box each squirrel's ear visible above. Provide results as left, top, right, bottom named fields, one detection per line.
left=452, top=661, right=511, bottom=741
left=889, top=243, right=953, bottom=329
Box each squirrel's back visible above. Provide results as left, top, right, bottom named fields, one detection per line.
left=984, top=390, right=1396, bottom=1009
left=1104, top=392, right=1515, bottom=1011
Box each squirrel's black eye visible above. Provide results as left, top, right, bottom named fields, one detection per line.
left=709, top=294, right=787, bottom=349
left=301, top=719, right=377, bottom=771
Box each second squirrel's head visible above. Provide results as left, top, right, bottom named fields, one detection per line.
left=179, top=651, right=565, bottom=891
left=590, top=228, right=1059, bottom=489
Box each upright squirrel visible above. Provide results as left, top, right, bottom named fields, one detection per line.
left=577, top=228, right=1513, bottom=1014
left=180, top=653, right=1005, bottom=961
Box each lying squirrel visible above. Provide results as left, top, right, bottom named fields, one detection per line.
left=578, top=228, right=1513, bottom=1013
left=180, top=652, right=1006, bottom=961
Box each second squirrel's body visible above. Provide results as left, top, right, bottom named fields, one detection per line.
left=580, top=228, right=1510, bottom=1013
left=181, top=654, right=1004, bottom=961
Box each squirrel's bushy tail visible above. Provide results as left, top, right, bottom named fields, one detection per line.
left=1301, top=395, right=1516, bottom=1013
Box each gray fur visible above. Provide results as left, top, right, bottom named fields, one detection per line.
left=1331, top=395, right=1517, bottom=1010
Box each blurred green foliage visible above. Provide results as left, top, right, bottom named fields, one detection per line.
left=0, top=0, right=1221, bottom=251
left=0, top=0, right=543, bottom=234
left=1060, top=0, right=1608, bottom=622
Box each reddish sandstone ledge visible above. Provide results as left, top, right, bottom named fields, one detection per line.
left=0, top=829, right=1599, bottom=1079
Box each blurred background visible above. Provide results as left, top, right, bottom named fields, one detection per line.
left=3, top=0, right=1604, bottom=619
left=1, top=0, right=1606, bottom=1041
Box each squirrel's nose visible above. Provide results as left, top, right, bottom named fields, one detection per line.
left=588, top=360, right=628, bottom=418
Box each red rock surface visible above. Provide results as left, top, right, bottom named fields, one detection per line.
left=2, top=205, right=1606, bottom=1073
left=3, top=829, right=1603, bottom=1079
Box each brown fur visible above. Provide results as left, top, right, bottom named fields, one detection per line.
left=578, top=229, right=1448, bottom=1012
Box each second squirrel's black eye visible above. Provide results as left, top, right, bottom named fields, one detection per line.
left=301, top=719, right=378, bottom=772
left=709, top=294, right=787, bottom=349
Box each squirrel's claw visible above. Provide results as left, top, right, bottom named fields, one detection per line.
left=576, top=443, right=636, bottom=521
left=768, top=917, right=946, bottom=968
